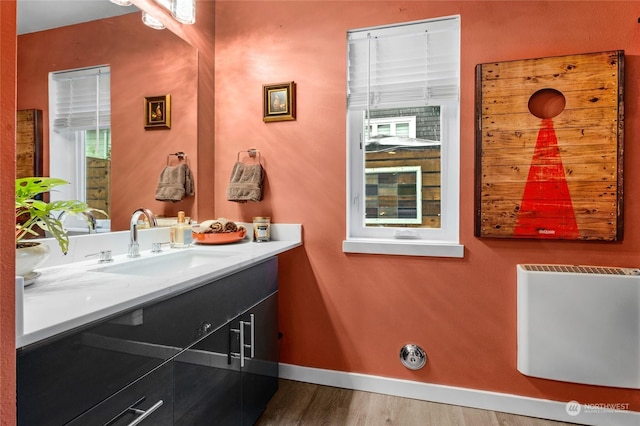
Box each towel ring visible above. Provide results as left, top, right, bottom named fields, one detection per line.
left=167, top=151, right=188, bottom=165
left=237, top=149, right=262, bottom=165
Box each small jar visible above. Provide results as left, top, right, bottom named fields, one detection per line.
left=253, top=217, right=271, bottom=242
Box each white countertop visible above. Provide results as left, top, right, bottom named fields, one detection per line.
left=17, top=224, right=302, bottom=349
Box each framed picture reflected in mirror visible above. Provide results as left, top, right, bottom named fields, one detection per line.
left=144, top=94, right=171, bottom=129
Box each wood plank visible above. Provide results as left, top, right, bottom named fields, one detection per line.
left=480, top=199, right=617, bottom=214
left=479, top=164, right=616, bottom=184
left=479, top=126, right=616, bottom=149
left=479, top=150, right=616, bottom=168
left=367, top=157, right=440, bottom=170
left=479, top=51, right=620, bottom=80
left=479, top=181, right=618, bottom=200
left=480, top=107, right=620, bottom=133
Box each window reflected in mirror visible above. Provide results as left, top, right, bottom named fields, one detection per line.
left=49, top=66, right=111, bottom=233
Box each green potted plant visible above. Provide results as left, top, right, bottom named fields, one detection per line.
left=16, top=177, right=106, bottom=277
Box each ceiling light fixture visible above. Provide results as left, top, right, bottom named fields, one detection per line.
left=111, top=0, right=196, bottom=29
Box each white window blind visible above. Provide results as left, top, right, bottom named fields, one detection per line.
left=347, top=17, right=459, bottom=110
left=51, top=66, right=111, bottom=131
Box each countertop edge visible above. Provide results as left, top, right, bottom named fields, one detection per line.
left=17, top=238, right=302, bottom=349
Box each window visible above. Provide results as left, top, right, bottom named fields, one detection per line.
left=49, top=66, right=111, bottom=225
left=366, top=116, right=417, bottom=140
left=366, top=166, right=422, bottom=225
left=344, top=16, right=463, bottom=257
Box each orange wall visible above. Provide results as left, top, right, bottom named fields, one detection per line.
left=0, top=1, right=16, bottom=423
left=214, top=0, right=640, bottom=408
left=3, top=1, right=640, bottom=421
left=17, top=12, right=199, bottom=230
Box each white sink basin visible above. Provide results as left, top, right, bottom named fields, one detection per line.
left=91, top=250, right=237, bottom=277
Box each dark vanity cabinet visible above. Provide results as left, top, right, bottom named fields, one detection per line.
left=173, top=293, right=279, bottom=425
left=17, top=257, right=279, bottom=426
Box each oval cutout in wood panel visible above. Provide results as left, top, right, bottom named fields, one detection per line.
left=528, top=88, right=566, bottom=119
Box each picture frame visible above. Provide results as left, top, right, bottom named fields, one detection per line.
left=263, top=81, right=296, bottom=122
left=144, top=94, right=171, bottom=129
left=474, top=51, right=624, bottom=241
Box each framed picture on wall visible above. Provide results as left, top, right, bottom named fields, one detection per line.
left=474, top=51, right=624, bottom=241
left=144, top=94, right=171, bottom=129
left=263, top=81, right=296, bottom=122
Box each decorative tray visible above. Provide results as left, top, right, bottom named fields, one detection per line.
left=192, top=229, right=246, bottom=245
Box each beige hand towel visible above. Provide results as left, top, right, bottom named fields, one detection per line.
left=196, top=218, right=239, bottom=233
left=226, top=162, right=264, bottom=203
left=155, top=163, right=195, bottom=202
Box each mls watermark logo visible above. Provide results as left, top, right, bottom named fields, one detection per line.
left=566, top=400, right=582, bottom=416
left=565, top=399, right=630, bottom=417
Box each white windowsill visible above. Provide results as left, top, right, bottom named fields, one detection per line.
left=342, top=238, right=464, bottom=258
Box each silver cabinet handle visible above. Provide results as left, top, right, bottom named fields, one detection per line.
left=231, top=314, right=255, bottom=368
left=248, top=314, right=255, bottom=358
left=125, top=400, right=163, bottom=426
left=239, top=320, right=245, bottom=368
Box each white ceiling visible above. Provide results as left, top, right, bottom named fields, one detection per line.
left=17, top=0, right=139, bottom=35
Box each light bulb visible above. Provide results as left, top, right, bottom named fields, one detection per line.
left=171, top=0, right=196, bottom=24
left=142, top=11, right=165, bottom=30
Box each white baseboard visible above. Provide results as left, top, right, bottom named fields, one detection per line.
left=279, top=363, right=639, bottom=426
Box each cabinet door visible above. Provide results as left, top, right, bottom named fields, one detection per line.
left=173, top=320, right=242, bottom=425
left=238, top=292, right=280, bottom=426
left=67, top=362, right=173, bottom=426
left=172, top=292, right=280, bottom=426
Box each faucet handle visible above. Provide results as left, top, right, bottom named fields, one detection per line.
left=86, top=250, right=113, bottom=263
left=151, top=242, right=171, bottom=253
left=128, top=242, right=140, bottom=258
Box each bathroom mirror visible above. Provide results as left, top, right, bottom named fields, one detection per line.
left=17, top=0, right=200, bottom=233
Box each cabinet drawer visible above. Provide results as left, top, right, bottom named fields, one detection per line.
left=67, top=362, right=173, bottom=426
left=17, top=332, right=164, bottom=426
left=97, top=257, right=278, bottom=351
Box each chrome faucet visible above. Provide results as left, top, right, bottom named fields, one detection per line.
left=128, top=208, right=158, bottom=257
left=57, top=210, right=97, bottom=234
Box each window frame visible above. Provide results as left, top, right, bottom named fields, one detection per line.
left=343, top=16, right=463, bottom=258
left=365, top=166, right=423, bottom=225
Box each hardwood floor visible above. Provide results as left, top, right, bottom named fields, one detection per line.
left=256, top=379, right=581, bottom=426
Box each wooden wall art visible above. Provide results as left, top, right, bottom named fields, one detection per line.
left=474, top=50, right=624, bottom=241
left=16, top=109, right=43, bottom=178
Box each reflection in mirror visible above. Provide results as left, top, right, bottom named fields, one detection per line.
left=49, top=65, right=112, bottom=233
left=17, top=1, right=200, bottom=232
left=16, top=0, right=131, bottom=235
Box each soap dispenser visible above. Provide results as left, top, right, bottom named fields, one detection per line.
left=170, top=211, right=192, bottom=248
